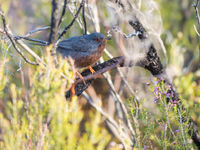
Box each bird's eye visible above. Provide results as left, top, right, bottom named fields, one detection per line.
left=96, top=38, right=100, bottom=42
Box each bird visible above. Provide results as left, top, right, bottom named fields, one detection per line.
left=56, top=32, right=111, bottom=73
left=56, top=32, right=111, bottom=96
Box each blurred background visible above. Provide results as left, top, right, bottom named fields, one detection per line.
left=0, top=0, right=200, bottom=149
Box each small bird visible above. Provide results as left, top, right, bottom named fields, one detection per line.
left=57, top=32, right=110, bottom=73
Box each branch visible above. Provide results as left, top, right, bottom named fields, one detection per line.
left=82, top=92, right=132, bottom=149
left=0, top=8, right=39, bottom=65
left=58, top=0, right=68, bottom=27
left=82, top=0, right=87, bottom=34
left=0, top=28, right=45, bottom=64
left=23, top=26, right=50, bottom=37
left=16, top=36, right=49, bottom=45
left=58, top=0, right=84, bottom=40
left=65, top=56, right=126, bottom=98
left=49, top=0, right=61, bottom=65
left=49, top=0, right=60, bottom=43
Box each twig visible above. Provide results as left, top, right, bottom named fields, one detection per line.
left=82, top=0, right=87, bottom=34
left=102, top=69, right=136, bottom=143
left=82, top=92, right=119, bottom=129
left=103, top=49, right=140, bottom=111
left=74, top=57, right=124, bottom=85
left=177, top=108, right=187, bottom=147
left=65, top=56, right=127, bottom=98
left=23, top=26, right=50, bottom=37
left=0, top=28, right=45, bottom=64
left=0, top=8, right=39, bottom=65
left=16, top=36, right=49, bottom=45
left=107, top=26, right=139, bottom=39
left=58, top=0, right=68, bottom=27
left=16, top=40, right=44, bottom=65
left=82, top=92, right=131, bottom=149
left=58, top=0, right=84, bottom=40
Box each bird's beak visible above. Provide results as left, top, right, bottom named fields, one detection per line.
left=104, top=37, right=111, bottom=40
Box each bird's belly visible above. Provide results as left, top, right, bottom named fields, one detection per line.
left=74, top=52, right=102, bottom=68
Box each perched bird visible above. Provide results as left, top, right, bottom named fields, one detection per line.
left=57, top=32, right=110, bottom=73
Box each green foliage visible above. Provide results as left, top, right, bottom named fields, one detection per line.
left=174, top=72, right=200, bottom=124
left=0, top=48, right=111, bottom=150
left=127, top=79, right=194, bottom=149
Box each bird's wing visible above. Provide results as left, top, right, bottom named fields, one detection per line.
left=57, top=36, right=97, bottom=52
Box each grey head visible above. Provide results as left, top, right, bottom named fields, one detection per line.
left=84, top=32, right=111, bottom=42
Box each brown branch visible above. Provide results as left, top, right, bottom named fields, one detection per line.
left=49, top=0, right=60, bottom=43
left=65, top=56, right=126, bottom=98
left=49, top=0, right=61, bottom=65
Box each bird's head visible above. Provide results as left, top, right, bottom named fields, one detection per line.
left=86, top=32, right=111, bottom=43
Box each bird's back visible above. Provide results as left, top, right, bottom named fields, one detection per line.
left=58, top=35, right=100, bottom=58
left=56, top=35, right=101, bottom=67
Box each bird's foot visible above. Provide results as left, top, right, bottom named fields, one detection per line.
left=88, top=66, right=95, bottom=74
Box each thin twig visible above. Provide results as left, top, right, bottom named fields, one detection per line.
left=58, top=0, right=68, bottom=27
left=82, top=92, right=132, bottom=149
left=0, top=28, right=45, bottom=64
left=82, top=0, right=87, bottom=34
left=16, top=36, right=49, bottom=45
left=0, top=9, right=39, bottom=65
left=177, top=108, right=187, bottom=147
left=23, top=26, right=50, bottom=37
left=58, top=0, right=84, bottom=40
left=107, top=26, right=139, bottom=39
left=102, top=70, right=136, bottom=142
left=16, top=40, right=45, bottom=65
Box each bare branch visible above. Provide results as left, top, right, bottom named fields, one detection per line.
left=0, top=8, right=39, bottom=65
left=16, top=36, right=49, bottom=45
left=24, top=26, right=50, bottom=37
left=49, top=0, right=60, bottom=43
left=49, top=0, right=62, bottom=65
left=58, top=0, right=68, bottom=27
left=58, top=0, right=84, bottom=40
left=82, top=0, right=87, bottom=34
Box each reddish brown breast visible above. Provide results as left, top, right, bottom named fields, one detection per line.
left=74, top=40, right=106, bottom=68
